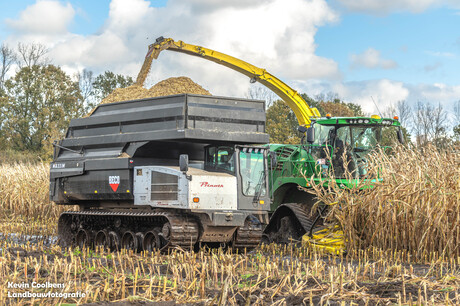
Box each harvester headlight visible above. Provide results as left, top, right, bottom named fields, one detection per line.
left=364, top=119, right=369, bottom=123
left=358, top=119, right=363, bottom=123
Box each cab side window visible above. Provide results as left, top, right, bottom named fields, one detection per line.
left=205, top=146, right=235, bottom=173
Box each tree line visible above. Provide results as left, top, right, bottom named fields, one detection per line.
left=254, top=87, right=460, bottom=147
left=0, top=42, right=459, bottom=162
left=0, top=43, right=133, bottom=160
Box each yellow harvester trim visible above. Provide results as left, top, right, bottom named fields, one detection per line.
left=148, top=37, right=321, bottom=127
left=302, top=225, right=345, bottom=255
left=301, top=201, right=345, bottom=255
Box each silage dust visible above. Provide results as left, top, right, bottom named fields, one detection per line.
left=135, top=49, right=154, bottom=87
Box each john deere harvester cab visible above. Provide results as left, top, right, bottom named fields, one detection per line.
left=305, top=115, right=403, bottom=179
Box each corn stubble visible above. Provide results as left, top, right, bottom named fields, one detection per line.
left=0, top=243, right=458, bottom=305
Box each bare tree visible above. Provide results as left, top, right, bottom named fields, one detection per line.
left=396, top=100, right=411, bottom=126
left=454, top=100, right=460, bottom=125
left=382, top=104, right=396, bottom=119
left=17, top=42, right=49, bottom=68
left=75, top=69, right=95, bottom=109
left=0, top=44, right=16, bottom=91
left=431, top=103, right=448, bottom=140
left=413, top=102, right=432, bottom=146
left=246, top=84, right=277, bottom=107
left=315, top=91, right=341, bottom=104
left=383, top=101, right=411, bottom=123
left=453, top=100, right=460, bottom=141
left=413, top=102, right=449, bottom=146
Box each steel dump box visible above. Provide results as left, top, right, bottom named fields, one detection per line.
left=62, top=94, right=267, bottom=148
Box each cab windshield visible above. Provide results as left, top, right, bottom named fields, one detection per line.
left=308, top=124, right=399, bottom=178
left=335, top=126, right=379, bottom=152
left=333, top=126, right=379, bottom=177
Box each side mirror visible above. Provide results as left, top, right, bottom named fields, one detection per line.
left=397, top=128, right=405, bottom=144
left=179, top=154, right=189, bottom=172
left=297, top=125, right=307, bottom=133
left=269, top=151, right=277, bottom=168
left=306, top=127, right=315, bottom=143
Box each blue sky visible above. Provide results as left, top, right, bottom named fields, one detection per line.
left=0, top=0, right=459, bottom=121
left=316, top=7, right=460, bottom=85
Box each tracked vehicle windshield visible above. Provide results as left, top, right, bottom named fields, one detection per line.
left=239, top=148, right=266, bottom=196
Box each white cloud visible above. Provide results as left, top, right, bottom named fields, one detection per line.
left=298, top=79, right=459, bottom=117
left=335, top=0, right=460, bottom=14
left=5, top=0, right=75, bottom=35
left=334, top=79, right=409, bottom=113
left=425, top=51, right=455, bottom=58
left=409, top=83, right=460, bottom=103
left=4, top=0, right=341, bottom=97
left=105, top=0, right=154, bottom=34
left=350, top=48, right=397, bottom=70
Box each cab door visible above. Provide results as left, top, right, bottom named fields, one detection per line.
left=235, top=146, right=270, bottom=212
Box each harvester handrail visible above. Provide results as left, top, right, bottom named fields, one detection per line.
left=147, top=37, right=321, bottom=127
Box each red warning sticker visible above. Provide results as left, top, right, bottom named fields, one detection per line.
left=109, top=176, right=120, bottom=192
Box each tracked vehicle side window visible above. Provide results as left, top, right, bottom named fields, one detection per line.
left=308, top=124, right=335, bottom=161
left=204, top=145, right=235, bottom=173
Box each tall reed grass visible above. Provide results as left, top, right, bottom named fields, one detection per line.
left=0, top=163, right=64, bottom=220
left=309, top=145, right=459, bottom=261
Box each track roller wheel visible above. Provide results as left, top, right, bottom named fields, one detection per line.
left=136, top=232, right=145, bottom=251
left=94, top=230, right=110, bottom=249
left=76, top=229, right=92, bottom=249
left=143, top=229, right=162, bottom=252
left=109, top=231, right=120, bottom=250
left=162, top=222, right=171, bottom=241
left=261, top=234, right=270, bottom=245
left=121, top=231, right=138, bottom=251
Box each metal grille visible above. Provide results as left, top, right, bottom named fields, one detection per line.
left=151, top=171, right=178, bottom=201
